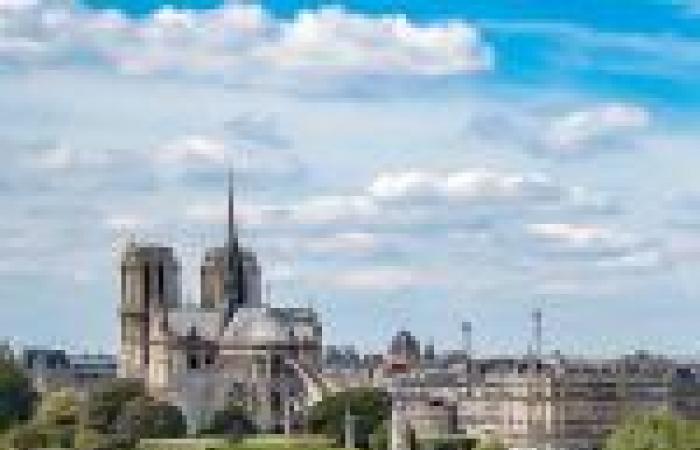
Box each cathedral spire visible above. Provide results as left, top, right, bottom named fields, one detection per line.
left=227, top=168, right=238, bottom=251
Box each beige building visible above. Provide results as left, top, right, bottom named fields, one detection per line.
left=390, top=353, right=700, bottom=450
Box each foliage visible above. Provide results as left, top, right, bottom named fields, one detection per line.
left=2, top=388, right=80, bottom=450
left=474, top=437, right=507, bottom=450
left=3, top=378, right=186, bottom=450
left=76, top=379, right=186, bottom=449
left=423, top=437, right=476, bottom=450
left=114, top=396, right=187, bottom=442
left=308, top=387, right=391, bottom=449
left=604, top=411, right=700, bottom=450
left=2, top=422, right=45, bottom=450
left=369, top=420, right=388, bottom=450
left=231, top=435, right=341, bottom=450
left=34, top=388, right=81, bottom=428
left=201, top=401, right=256, bottom=437
left=79, top=378, right=147, bottom=435
left=0, top=352, right=34, bottom=433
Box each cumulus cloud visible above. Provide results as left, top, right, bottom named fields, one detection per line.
left=542, top=103, right=650, bottom=155
left=525, top=222, right=663, bottom=268
left=527, top=223, right=625, bottom=245
left=256, top=9, right=492, bottom=75
left=155, top=135, right=227, bottom=166
left=313, top=266, right=443, bottom=291
left=369, top=169, right=559, bottom=202
left=302, top=232, right=378, bottom=254
left=0, top=0, right=492, bottom=79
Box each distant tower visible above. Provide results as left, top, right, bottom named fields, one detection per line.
left=200, top=170, right=261, bottom=316
left=532, top=308, right=542, bottom=359
left=424, top=339, right=436, bottom=362
left=119, top=244, right=180, bottom=379
left=461, top=321, right=472, bottom=357
left=388, top=330, right=421, bottom=364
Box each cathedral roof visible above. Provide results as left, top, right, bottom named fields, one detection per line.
left=221, top=306, right=291, bottom=345
left=168, top=308, right=225, bottom=341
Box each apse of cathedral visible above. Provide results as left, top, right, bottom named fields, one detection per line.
left=118, top=173, right=323, bottom=434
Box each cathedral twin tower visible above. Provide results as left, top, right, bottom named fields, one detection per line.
left=119, top=172, right=261, bottom=379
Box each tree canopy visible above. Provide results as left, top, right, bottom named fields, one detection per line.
left=0, top=350, right=34, bottom=433
left=604, top=411, right=700, bottom=450
left=474, top=437, right=507, bottom=450
left=3, top=378, right=187, bottom=450
left=308, top=387, right=391, bottom=449
left=3, top=388, right=81, bottom=450
left=201, top=401, right=256, bottom=437
left=77, top=378, right=187, bottom=449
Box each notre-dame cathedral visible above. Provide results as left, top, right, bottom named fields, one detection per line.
left=118, top=173, right=323, bottom=433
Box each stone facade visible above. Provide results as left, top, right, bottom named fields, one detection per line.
left=389, top=353, right=700, bottom=450
left=118, top=177, right=323, bottom=433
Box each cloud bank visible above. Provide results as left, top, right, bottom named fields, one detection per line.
left=0, top=0, right=492, bottom=79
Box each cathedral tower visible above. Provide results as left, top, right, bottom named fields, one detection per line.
left=119, top=244, right=180, bottom=379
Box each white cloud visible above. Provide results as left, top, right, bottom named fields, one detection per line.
left=104, top=213, right=149, bottom=230
left=184, top=200, right=269, bottom=226
left=543, top=103, right=650, bottom=153
left=155, top=135, right=227, bottom=166
left=290, top=195, right=380, bottom=224
left=181, top=167, right=610, bottom=232
left=526, top=223, right=624, bottom=245
left=315, top=266, right=441, bottom=291
left=525, top=222, right=663, bottom=269
left=596, top=249, right=662, bottom=269
left=256, top=9, right=492, bottom=75
left=27, top=141, right=115, bottom=171
left=303, top=232, right=378, bottom=253
left=0, top=0, right=37, bottom=10
left=31, top=142, right=74, bottom=170
left=369, top=168, right=559, bottom=202
left=0, top=1, right=492, bottom=79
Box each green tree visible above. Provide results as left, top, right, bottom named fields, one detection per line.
left=111, top=396, right=187, bottom=447
left=369, top=420, right=388, bottom=450
left=309, top=387, right=391, bottom=449
left=604, top=411, right=700, bottom=450
left=0, top=351, right=34, bottom=433
left=474, top=437, right=507, bottom=450
left=75, top=379, right=186, bottom=449
left=79, top=378, right=146, bottom=436
left=201, top=401, right=256, bottom=437
left=2, top=422, right=45, bottom=450
left=3, top=388, right=81, bottom=449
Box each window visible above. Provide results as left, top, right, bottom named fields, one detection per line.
left=271, top=390, right=282, bottom=413
left=189, top=354, right=199, bottom=370
left=158, top=263, right=164, bottom=304
left=272, top=354, right=283, bottom=378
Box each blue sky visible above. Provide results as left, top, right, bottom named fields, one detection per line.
left=1, top=0, right=700, bottom=356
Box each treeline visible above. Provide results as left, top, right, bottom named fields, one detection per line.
left=0, top=351, right=186, bottom=449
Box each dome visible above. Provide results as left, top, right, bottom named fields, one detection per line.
left=389, top=330, right=421, bottom=360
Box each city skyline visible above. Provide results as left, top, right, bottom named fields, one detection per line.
left=2, top=0, right=700, bottom=356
